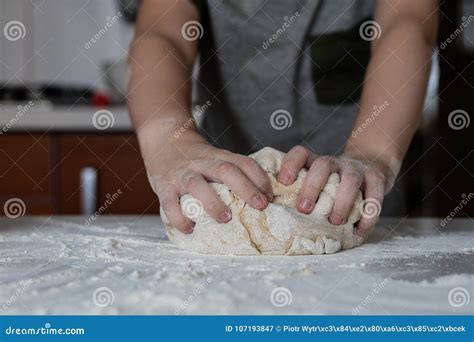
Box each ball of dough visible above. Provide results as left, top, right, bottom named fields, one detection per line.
left=161, top=147, right=365, bottom=255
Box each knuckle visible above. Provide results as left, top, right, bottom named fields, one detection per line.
left=292, top=145, right=309, bottom=158
left=216, top=161, right=235, bottom=175
left=317, top=155, right=331, bottom=164
left=345, top=169, right=363, bottom=183
left=304, top=180, right=321, bottom=192
left=158, top=189, right=177, bottom=208
left=312, top=157, right=331, bottom=173
left=365, top=182, right=386, bottom=201
left=162, top=170, right=182, bottom=193
left=304, top=168, right=321, bottom=185
left=368, top=169, right=387, bottom=184
left=283, top=159, right=299, bottom=172
left=181, top=172, right=201, bottom=190
left=239, top=157, right=258, bottom=170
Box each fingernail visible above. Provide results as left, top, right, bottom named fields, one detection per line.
left=299, top=198, right=311, bottom=210
left=183, top=222, right=195, bottom=234
left=329, top=214, right=344, bottom=226
left=279, top=173, right=291, bottom=185
left=259, top=187, right=273, bottom=203
left=252, top=195, right=267, bottom=209
left=218, top=211, right=232, bottom=223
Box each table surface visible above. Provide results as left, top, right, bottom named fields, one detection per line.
left=0, top=216, right=472, bottom=315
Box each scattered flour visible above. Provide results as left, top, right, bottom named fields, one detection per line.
left=0, top=216, right=472, bottom=315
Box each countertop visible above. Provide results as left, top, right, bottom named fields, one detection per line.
left=0, top=104, right=133, bottom=132
left=0, top=216, right=472, bottom=315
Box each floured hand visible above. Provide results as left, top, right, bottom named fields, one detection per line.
left=161, top=147, right=367, bottom=255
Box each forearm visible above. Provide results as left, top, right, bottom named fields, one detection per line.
left=127, top=35, right=204, bottom=157
left=345, top=18, right=436, bottom=185
left=126, top=0, right=205, bottom=165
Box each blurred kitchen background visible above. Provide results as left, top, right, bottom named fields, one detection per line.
left=0, top=0, right=472, bottom=218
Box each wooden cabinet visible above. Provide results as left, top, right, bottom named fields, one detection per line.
left=0, top=134, right=54, bottom=214
left=0, top=133, right=158, bottom=216
left=57, top=134, right=158, bottom=215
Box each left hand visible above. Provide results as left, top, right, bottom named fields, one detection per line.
left=277, top=146, right=396, bottom=237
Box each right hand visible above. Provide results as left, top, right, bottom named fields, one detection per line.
left=145, top=134, right=273, bottom=234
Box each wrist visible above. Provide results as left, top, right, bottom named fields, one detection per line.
left=343, top=148, right=401, bottom=193
left=137, top=116, right=207, bottom=162
left=138, top=114, right=203, bottom=144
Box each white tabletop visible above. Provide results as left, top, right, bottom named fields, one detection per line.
left=0, top=216, right=472, bottom=315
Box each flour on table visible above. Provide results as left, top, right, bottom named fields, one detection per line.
left=161, top=147, right=365, bottom=255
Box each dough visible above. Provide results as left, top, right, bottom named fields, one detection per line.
left=161, top=147, right=365, bottom=255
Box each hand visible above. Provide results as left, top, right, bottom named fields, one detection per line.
left=146, top=134, right=273, bottom=234
left=277, top=146, right=395, bottom=237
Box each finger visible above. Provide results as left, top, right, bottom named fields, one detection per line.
left=204, top=161, right=268, bottom=210
left=181, top=171, right=232, bottom=223
left=233, top=156, right=274, bottom=201
left=160, top=189, right=194, bottom=234
left=278, top=145, right=311, bottom=185
left=356, top=172, right=384, bottom=237
left=329, top=168, right=364, bottom=225
left=296, top=157, right=332, bottom=213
